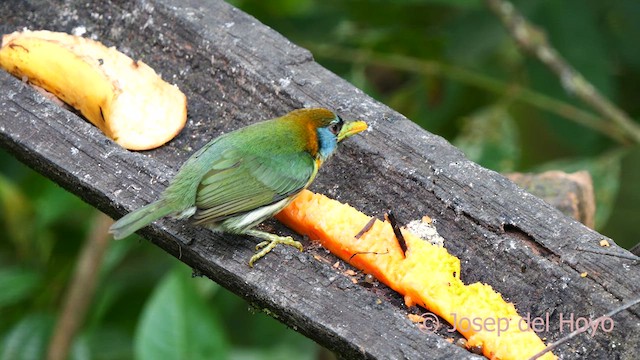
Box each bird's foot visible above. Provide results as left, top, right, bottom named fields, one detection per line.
left=245, top=230, right=303, bottom=267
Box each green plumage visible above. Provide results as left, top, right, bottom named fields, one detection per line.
left=108, top=108, right=367, bottom=265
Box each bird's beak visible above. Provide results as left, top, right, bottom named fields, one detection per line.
left=337, top=120, right=368, bottom=142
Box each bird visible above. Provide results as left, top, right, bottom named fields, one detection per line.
left=109, top=108, right=368, bottom=266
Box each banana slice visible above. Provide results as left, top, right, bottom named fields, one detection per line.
left=0, top=30, right=187, bottom=150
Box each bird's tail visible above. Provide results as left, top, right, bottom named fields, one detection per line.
left=109, top=199, right=175, bottom=240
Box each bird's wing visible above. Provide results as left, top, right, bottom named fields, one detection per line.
left=192, top=148, right=316, bottom=224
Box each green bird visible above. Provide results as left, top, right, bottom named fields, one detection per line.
left=109, top=108, right=368, bottom=266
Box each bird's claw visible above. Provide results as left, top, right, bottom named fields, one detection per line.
left=249, top=236, right=303, bottom=267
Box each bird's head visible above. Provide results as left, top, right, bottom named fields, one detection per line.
left=285, top=108, right=368, bottom=163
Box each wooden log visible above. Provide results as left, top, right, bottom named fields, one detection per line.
left=0, top=0, right=638, bottom=358
left=506, top=171, right=596, bottom=228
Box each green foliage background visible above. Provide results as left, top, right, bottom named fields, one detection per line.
left=1, top=0, right=639, bottom=358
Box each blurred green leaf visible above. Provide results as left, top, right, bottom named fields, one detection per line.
left=0, top=314, right=54, bottom=360
left=598, top=147, right=640, bottom=249
left=453, top=104, right=520, bottom=172
left=229, top=344, right=318, bottom=360
left=528, top=0, right=612, bottom=97
left=72, top=327, right=133, bottom=360
left=134, top=266, right=227, bottom=360
left=100, top=238, right=135, bottom=278
left=356, top=0, right=481, bottom=5
left=426, top=0, right=480, bottom=5
left=81, top=237, right=136, bottom=334
left=445, top=8, right=505, bottom=67
left=70, top=334, right=91, bottom=360
left=208, top=278, right=319, bottom=359
left=604, top=0, right=640, bottom=68
left=0, top=175, right=35, bottom=259
left=524, top=0, right=613, bottom=155
left=0, top=267, right=41, bottom=308
left=33, top=183, right=92, bottom=229
left=604, top=0, right=640, bottom=116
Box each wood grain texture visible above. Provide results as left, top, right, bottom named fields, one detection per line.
left=1, top=0, right=638, bottom=358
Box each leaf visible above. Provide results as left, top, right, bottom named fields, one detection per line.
left=69, top=333, right=91, bottom=360
left=0, top=175, right=35, bottom=258
left=366, top=0, right=481, bottom=6
left=600, top=147, right=640, bottom=249
left=229, top=343, right=318, bottom=360
left=445, top=7, right=506, bottom=67
left=33, top=182, right=92, bottom=229
left=605, top=0, right=640, bottom=68
left=134, top=266, right=227, bottom=360
left=524, top=0, right=613, bottom=154
left=71, top=327, right=133, bottom=360
left=453, top=104, right=520, bottom=172
left=0, top=314, right=54, bottom=360
left=0, top=267, right=41, bottom=307
left=213, top=286, right=318, bottom=359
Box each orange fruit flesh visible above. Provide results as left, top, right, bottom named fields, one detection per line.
left=276, top=190, right=555, bottom=360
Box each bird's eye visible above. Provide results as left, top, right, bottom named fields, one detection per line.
left=329, top=116, right=344, bottom=135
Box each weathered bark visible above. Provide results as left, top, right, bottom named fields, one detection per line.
left=1, top=0, right=638, bottom=358
left=507, top=171, right=596, bottom=228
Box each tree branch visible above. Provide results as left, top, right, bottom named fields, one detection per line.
left=47, top=212, right=113, bottom=360
left=484, top=0, right=640, bottom=144
left=308, top=43, right=629, bottom=144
